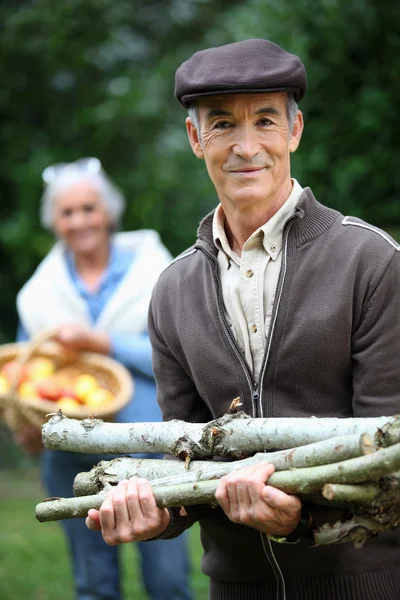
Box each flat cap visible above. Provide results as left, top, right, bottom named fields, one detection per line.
left=175, top=39, right=307, bottom=107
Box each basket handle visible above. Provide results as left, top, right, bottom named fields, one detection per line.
left=1, top=329, right=58, bottom=433
left=9, top=329, right=57, bottom=399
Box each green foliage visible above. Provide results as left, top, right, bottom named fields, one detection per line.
left=1, top=0, right=399, bottom=343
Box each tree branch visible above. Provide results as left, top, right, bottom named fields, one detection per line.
left=73, top=432, right=376, bottom=496
left=41, top=412, right=394, bottom=458
left=37, top=441, right=400, bottom=523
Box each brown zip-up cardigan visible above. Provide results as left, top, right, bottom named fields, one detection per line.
left=148, top=188, right=400, bottom=600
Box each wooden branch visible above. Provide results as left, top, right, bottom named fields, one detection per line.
left=41, top=412, right=395, bottom=458
left=36, top=480, right=219, bottom=522
left=73, top=432, right=376, bottom=496
left=313, top=516, right=391, bottom=548
left=37, top=441, right=400, bottom=523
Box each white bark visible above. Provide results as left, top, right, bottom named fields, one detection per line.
left=41, top=412, right=394, bottom=458
left=73, top=432, right=375, bottom=496
left=36, top=441, right=400, bottom=523
left=313, top=516, right=391, bottom=548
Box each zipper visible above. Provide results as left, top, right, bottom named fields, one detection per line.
left=257, top=215, right=298, bottom=418
left=198, top=213, right=299, bottom=599
left=197, top=246, right=260, bottom=416
left=255, top=215, right=298, bottom=599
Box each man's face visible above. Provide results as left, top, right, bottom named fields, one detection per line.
left=186, top=93, right=303, bottom=216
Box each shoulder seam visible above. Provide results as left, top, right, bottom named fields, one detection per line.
left=162, top=248, right=197, bottom=273
left=342, top=216, right=400, bottom=251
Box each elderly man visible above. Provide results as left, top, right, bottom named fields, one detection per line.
left=87, top=39, right=400, bottom=599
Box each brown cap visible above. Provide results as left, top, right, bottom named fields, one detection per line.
left=175, top=39, right=307, bottom=108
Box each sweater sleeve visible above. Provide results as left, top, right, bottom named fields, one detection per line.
left=148, top=296, right=214, bottom=424
left=147, top=290, right=217, bottom=539
left=351, top=250, right=400, bottom=417
left=307, top=250, right=400, bottom=542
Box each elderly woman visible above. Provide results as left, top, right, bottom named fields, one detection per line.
left=16, top=158, right=193, bottom=600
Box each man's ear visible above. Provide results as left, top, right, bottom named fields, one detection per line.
left=186, top=117, right=204, bottom=159
left=289, top=110, right=304, bottom=153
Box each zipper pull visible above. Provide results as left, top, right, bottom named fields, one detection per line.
left=253, top=382, right=259, bottom=403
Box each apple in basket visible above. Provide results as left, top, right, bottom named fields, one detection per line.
left=25, top=357, right=56, bottom=381
left=72, top=374, right=114, bottom=408
left=1, top=360, right=28, bottom=386
left=0, top=374, right=10, bottom=393
left=18, top=380, right=38, bottom=399
left=35, top=379, right=76, bottom=403
left=57, top=397, right=82, bottom=412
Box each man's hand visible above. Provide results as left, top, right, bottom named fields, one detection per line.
left=215, top=463, right=301, bottom=537
left=86, top=478, right=171, bottom=545
left=52, top=324, right=110, bottom=355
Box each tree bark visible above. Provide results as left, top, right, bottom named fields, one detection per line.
left=313, top=516, right=392, bottom=548
left=37, top=441, right=400, bottom=523
left=73, top=432, right=376, bottom=497
left=41, top=412, right=394, bottom=458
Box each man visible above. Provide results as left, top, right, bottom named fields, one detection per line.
left=87, top=39, right=400, bottom=599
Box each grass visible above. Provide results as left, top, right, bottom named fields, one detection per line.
left=0, top=465, right=209, bottom=600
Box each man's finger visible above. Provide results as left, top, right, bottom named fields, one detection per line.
left=99, top=487, right=119, bottom=532
left=86, top=509, right=101, bottom=531
left=261, top=485, right=302, bottom=514
left=113, top=479, right=133, bottom=524
left=136, top=478, right=158, bottom=519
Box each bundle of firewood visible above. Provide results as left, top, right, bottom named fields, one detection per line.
left=35, top=410, right=400, bottom=547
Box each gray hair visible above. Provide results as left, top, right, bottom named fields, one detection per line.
left=40, top=158, right=125, bottom=230
left=188, top=92, right=298, bottom=137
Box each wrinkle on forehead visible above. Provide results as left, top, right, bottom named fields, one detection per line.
left=198, top=93, right=288, bottom=120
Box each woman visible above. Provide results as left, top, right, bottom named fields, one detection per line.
left=16, top=158, right=193, bottom=600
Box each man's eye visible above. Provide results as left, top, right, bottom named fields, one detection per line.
left=258, top=118, right=273, bottom=126
left=214, top=121, right=231, bottom=130
left=61, top=208, right=72, bottom=218
left=83, top=204, right=95, bottom=213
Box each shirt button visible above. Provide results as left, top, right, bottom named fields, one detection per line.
left=270, top=245, right=276, bottom=252
left=246, top=269, right=254, bottom=278
left=251, top=325, right=257, bottom=333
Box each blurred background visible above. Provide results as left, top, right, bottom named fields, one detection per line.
left=0, top=0, right=399, bottom=598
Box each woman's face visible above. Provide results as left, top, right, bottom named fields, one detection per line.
left=52, top=180, right=112, bottom=256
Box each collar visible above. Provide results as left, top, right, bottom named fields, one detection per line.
left=212, top=178, right=303, bottom=264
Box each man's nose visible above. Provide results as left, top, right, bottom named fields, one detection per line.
left=232, top=126, right=261, bottom=159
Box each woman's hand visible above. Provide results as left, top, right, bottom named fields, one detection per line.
left=86, top=478, right=171, bottom=545
left=215, top=463, right=302, bottom=537
left=52, top=324, right=110, bottom=355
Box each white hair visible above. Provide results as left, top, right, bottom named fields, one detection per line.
left=40, top=159, right=125, bottom=230
left=188, top=92, right=298, bottom=137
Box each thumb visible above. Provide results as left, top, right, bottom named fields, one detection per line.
left=86, top=509, right=101, bottom=531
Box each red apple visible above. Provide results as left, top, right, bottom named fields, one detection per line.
left=1, top=360, right=28, bottom=386
left=36, top=380, right=64, bottom=402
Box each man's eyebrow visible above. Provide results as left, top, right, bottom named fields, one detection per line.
left=204, top=106, right=282, bottom=120
left=205, top=108, right=232, bottom=119
left=255, top=106, right=281, bottom=117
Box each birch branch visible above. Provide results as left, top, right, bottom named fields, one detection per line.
left=37, top=441, right=400, bottom=522
left=313, top=516, right=392, bottom=548
left=322, top=474, right=400, bottom=510
left=73, top=432, right=376, bottom=496
left=41, top=412, right=395, bottom=458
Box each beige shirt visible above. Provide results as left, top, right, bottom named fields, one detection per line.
left=213, top=179, right=303, bottom=380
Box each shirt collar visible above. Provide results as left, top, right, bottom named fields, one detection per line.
left=65, top=239, right=133, bottom=295
left=212, top=178, right=303, bottom=263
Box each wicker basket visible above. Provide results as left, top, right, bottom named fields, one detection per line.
left=0, top=338, right=134, bottom=431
